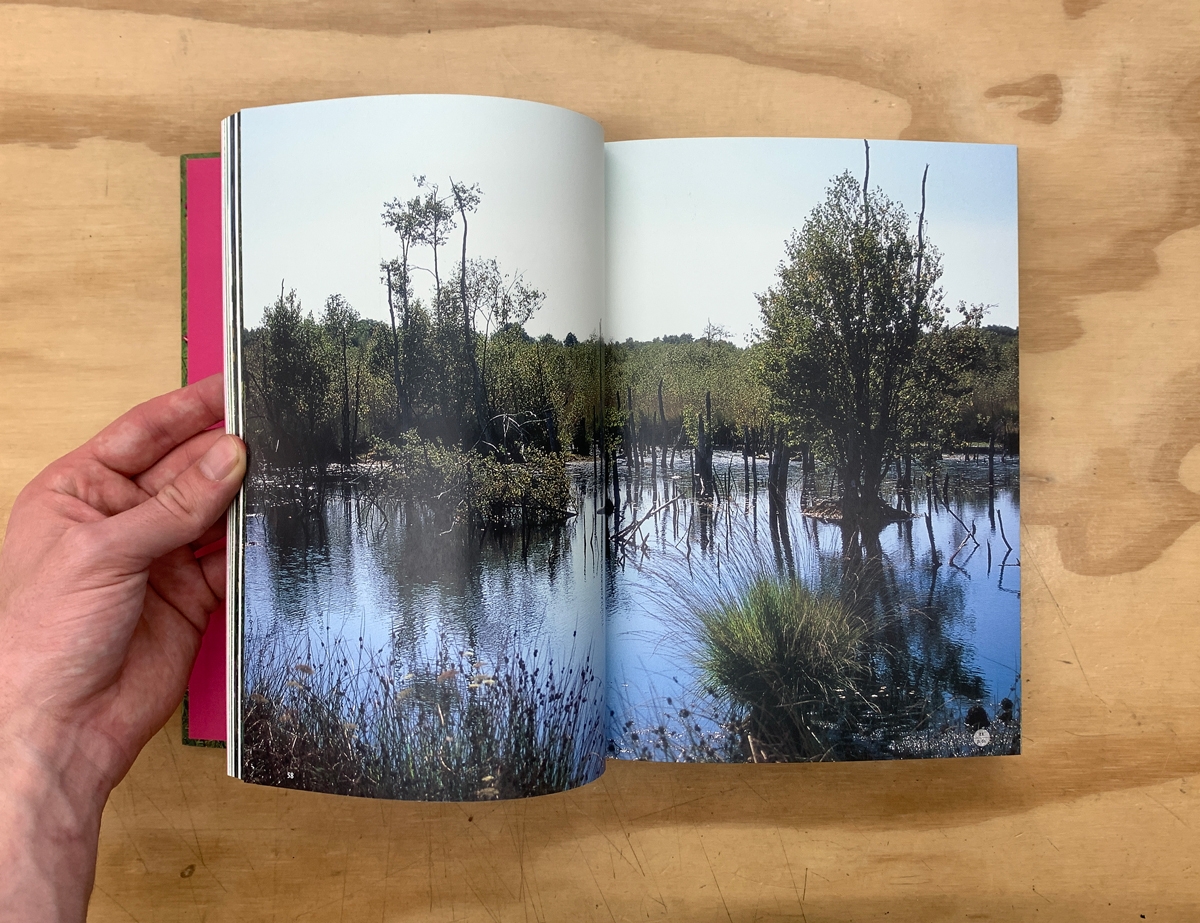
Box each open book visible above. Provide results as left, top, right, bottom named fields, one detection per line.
left=185, top=95, right=1020, bottom=801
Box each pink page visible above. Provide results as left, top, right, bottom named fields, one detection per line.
left=184, top=155, right=226, bottom=743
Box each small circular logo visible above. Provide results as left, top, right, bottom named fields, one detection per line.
left=973, top=728, right=991, bottom=747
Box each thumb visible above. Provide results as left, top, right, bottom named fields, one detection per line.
left=100, top=434, right=246, bottom=566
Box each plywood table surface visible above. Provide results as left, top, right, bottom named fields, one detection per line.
left=2, top=1, right=1199, bottom=919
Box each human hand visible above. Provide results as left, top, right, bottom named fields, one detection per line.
left=0, top=374, right=245, bottom=921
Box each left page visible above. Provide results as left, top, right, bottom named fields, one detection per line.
left=223, top=95, right=607, bottom=800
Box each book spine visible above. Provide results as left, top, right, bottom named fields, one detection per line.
left=221, top=112, right=246, bottom=779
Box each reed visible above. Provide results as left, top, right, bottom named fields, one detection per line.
left=242, top=629, right=604, bottom=801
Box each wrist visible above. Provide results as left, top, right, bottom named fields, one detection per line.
left=0, top=716, right=112, bottom=922
left=0, top=690, right=119, bottom=797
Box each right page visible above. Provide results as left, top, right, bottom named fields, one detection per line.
left=603, top=138, right=1019, bottom=762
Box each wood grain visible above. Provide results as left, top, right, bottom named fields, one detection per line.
left=2, top=1, right=1199, bottom=919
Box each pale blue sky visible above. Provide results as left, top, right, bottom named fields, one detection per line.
left=235, top=97, right=1017, bottom=343
left=606, top=138, right=1018, bottom=342
left=238, top=95, right=605, bottom=338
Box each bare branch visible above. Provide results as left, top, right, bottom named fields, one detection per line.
left=914, top=164, right=929, bottom=310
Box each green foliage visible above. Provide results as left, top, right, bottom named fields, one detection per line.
left=243, top=167, right=1014, bottom=539
left=244, top=288, right=336, bottom=467
left=694, top=575, right=867, bottom=760
left=605, top=335, right=770, bottom=447
left=373, top=434, right=572, bottom=528
left=757, top=165, right=986, bottom=520
left=959, top=325, right=1019, bottom=445
left=895, top=304, right=987, bottom=468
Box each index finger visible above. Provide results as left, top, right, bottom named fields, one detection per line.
left=87, top=374, right=226, bottom=477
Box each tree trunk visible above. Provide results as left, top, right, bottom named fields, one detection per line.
left=658, top=378, right=668, bottom=465
left=611, top=446, right=621, bottom=521
left=695, top=411, right=714, bottom=499
left=339, top=326, right=351, bottom=464
left=455, top=195, right=487, bottom=448
left=767, top=427, right=789, bottom=515
left=399, top=249, right=414, bottom=427
left=751, top=428, right=759, bottom=495
left=386, top=264, right=404, bottom=428
left=350, top=344, right=364, bottom=462
left=743, top=429, right=751, bottom=496
left=925, top=511, right=940, bottom=568
left=626, top=385, right=637, bottom=471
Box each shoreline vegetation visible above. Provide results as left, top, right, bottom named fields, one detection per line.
left=241, top=146, right=1019, bottom=794
left=242, top=629, right=604, bottom=801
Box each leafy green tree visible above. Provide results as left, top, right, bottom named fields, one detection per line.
left=608, top=336, right=769, bottom=450
left=242, top=176, right=607, bottom=530
left=895, top=303, right=986, bottom=469
left=758, top=148, right=979, bottom=528
left=960, top=325, right=1018, bottom=449
left=245, top=287, right=334, bottom=467
left=462, top=258, right=547, bottom=453
left=381, top=185, right=426, bottom=427
left=321, top=294, right=362, bottom=462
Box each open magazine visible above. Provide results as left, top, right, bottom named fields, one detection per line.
left=188, top=94, right=1020, bottom=801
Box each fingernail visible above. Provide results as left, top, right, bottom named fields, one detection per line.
left=199, top=436, right=241, bottom=481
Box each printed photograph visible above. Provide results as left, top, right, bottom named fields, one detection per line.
left=602, top=137, right=1020, bottom=762
left=232, top=96, right=608, bottom=800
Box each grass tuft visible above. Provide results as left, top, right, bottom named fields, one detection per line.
left=694, top=575, right=868, bottom=760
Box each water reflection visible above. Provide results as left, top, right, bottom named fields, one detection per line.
left=605, top=449, right=1020, bottom=760
left=242, top=447, right=1019, bottom=767
left=244, top=470, right=605, bottom=689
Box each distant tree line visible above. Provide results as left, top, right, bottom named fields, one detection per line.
left=243, top=289, right=603, bottom=469
left=601, top=325, right=1016, bottom=506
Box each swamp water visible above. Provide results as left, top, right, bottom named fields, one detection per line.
left=606, top=450, right=1020, bottom=760
left=243, top=449, right=1019, bottom=770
